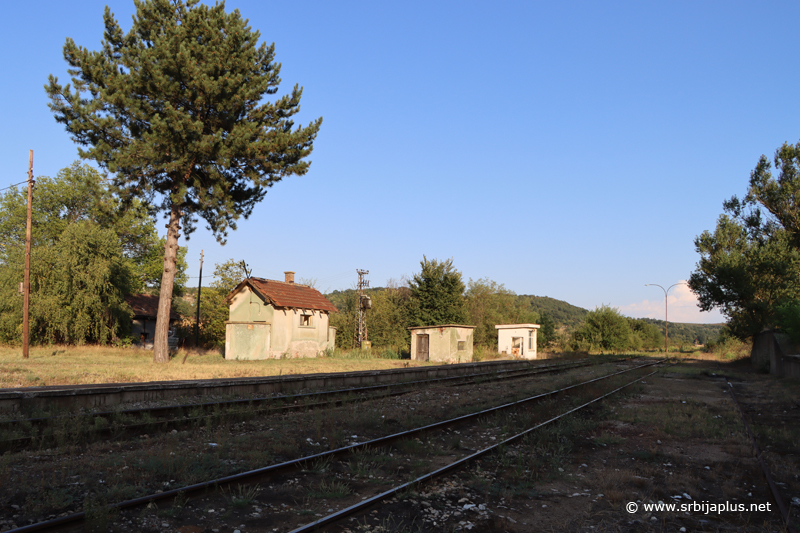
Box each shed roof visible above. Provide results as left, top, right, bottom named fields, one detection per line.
left=125, top=294, right=180, bottom=321
left=495, top=323, right=540, bottom=330
left=407, top=324, right=475, bottom=331
left=227, top=277, right=338, bottom=313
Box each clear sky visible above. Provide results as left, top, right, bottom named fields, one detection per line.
left=3, top=0, right=799, bottom=324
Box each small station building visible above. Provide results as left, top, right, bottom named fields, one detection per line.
left=495, top=324, right=540, bottom=359
left=125, top=294, right=180, bottom=346
left=225, top=272, right=337, bottom=360
left=408, top=325, right=475, bottom=363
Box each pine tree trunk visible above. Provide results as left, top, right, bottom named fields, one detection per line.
left=153, top=205, right=181, bottom=363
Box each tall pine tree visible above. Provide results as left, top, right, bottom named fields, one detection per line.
left=46, top=0, right=322, bottom=362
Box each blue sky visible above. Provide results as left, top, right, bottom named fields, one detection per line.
left=3, top=0, right=799, bottom=324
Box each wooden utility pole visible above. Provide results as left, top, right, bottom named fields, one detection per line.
left=194, top=250, right=203, bottom=347
left=22, top=150, right=34, bottom=359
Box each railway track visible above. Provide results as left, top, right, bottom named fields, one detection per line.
left=726, top=381, right=799, bottom=533
left=0, top=358, right=608, bottom=452
left=4, top=358, right=664, bottom=533
left=290, top=367, right=663, bottom=532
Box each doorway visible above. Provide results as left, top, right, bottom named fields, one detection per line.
left=416, top=334, right=429, bottom=361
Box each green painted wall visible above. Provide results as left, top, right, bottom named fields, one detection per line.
left=229, top=290, right=274, bottom=323
left=225, top=322, right=270, bottom=360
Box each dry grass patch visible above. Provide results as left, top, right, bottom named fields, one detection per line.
left=0, top=345, right=442, bottom=388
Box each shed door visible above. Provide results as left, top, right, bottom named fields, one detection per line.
left=417, top=334, right=429, bottom=361
left=511, top=337, right=523, bottom=356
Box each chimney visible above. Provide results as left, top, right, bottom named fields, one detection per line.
left=284, top=271, right=295, bottom=284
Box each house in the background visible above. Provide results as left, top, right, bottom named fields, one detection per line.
left=408, top=324, right=475, bottom=363
left=125, top=294, right=180, bottom=347
left=495, top=323, right=540, bottom=359
left=225, top=271, right=338, bottom=359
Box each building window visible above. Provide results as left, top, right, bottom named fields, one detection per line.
left=529, top=330, right=534, bottom=350
left=457, top=341, right=466, bottom=351
left=300, top=313, right=312, bottom=327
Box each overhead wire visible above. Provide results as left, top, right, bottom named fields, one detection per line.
left=0, top=180, right=32, bottom=193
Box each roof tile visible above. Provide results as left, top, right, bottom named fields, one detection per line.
left=124, top=294, right=180, bottom=320
left=236, top=277, right=338, bottom=313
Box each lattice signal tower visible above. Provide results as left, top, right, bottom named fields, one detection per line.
left=354, top=269, right=370, bottom=348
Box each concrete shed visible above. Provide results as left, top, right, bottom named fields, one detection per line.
left=225, top=272, right=337, bottom=360
left=495, top=324, right=540, bottom=359
left=408, top=325, right=475, bottom=363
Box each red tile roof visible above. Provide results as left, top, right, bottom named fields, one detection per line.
left=125, top=294, right=180, bottom=320
left=228, top=277, right=338, bottom=313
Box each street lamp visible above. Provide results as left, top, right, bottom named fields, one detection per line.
left=645, top=282, right=687, bottom=353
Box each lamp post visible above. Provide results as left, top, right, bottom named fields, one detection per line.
left=645, top=282, right=687, bottom=353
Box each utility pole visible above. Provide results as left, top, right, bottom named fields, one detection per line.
left=194, top=250, right=203, bottom=347
left=22, top=151, right=34, bottom=359
left=354, top=269, right=369, bottom=348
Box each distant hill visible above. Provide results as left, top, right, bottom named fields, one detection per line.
left=324, top=289, right=725, bottom=344
left=639, top=318, right=724, bottom=345
left=517, top=295, right=589, bottom=329
left=516, top=295, right=724, bottom=344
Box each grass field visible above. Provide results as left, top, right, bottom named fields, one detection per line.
left=0, top=345, right=441, bottom=389
left=0, top=343, right=746, bottom=389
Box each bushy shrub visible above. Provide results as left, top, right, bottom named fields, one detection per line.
left=572, top=305, right=632, bottom=352
left=776, top=299, right=800, bottom=344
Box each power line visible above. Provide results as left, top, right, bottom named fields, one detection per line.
left=0, top=180, right=31, bottom=193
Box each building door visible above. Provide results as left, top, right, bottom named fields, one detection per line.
left=511, top=336, right=522, bottom=357
left=417, top=334, right=429, bottom=361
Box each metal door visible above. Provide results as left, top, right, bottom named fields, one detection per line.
left=417, top=334, right=429, bottom=361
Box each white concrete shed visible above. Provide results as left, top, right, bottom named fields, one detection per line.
left=495, top=324, right=540, bottom=359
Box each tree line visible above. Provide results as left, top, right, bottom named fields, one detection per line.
left=325, top=260, right=672, bottom=354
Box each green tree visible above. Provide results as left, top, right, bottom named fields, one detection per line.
left=572, top=305, right=632, bottom=352
left=211, top=259, right=250, bottom=295
left=0, top=162, right=186, bottom=294
left=744, top=142, right=800, bottom=246
left=465, top=278, right=539, bottom=349
left=327, top=289, right=357, bottom=349
left=0, top=162, right=163, bottom=285
left=689, top=216, right=800, bottom=337
left=776, top=300, right=800, bottom=345
left=406, top=257, right=468, bottom=327
left=537, top=313, right=556, bottom=350
left=0, top=162, right=187, bottom=345
left=364, top=287, right=410, bottom=350
left=627, top=318, right=664, bottom=350
left=195, top=288, right=229, bottom=348
left=188, top=259, right=250, bottom=348
left=689, top=143, right=800, bottom=338
left=46, top=0, right=322, bottom=362
left=0, top=221, right=134, bottom=344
